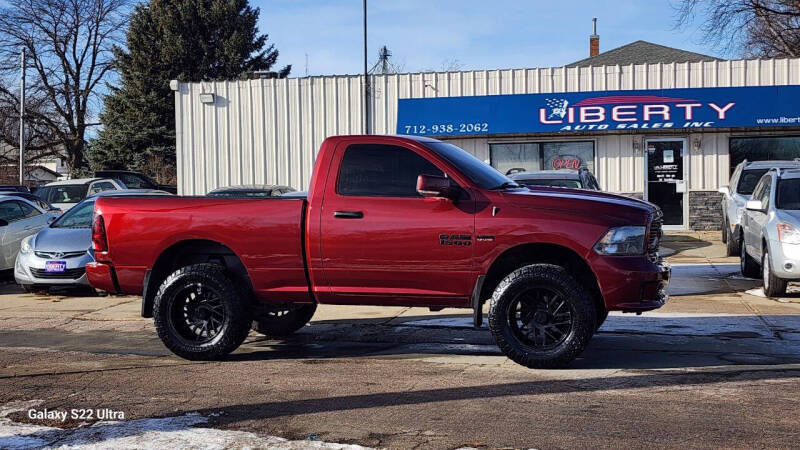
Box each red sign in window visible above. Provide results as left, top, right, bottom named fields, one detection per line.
left=552, top=158, right=581, bottom=169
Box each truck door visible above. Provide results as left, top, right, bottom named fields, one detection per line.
left=317, top=141, right=476, bottom=307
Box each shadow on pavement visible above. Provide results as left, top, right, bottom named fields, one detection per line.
left=199, top=367, right=800, bottom=426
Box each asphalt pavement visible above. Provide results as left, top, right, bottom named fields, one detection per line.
left=0, top=231, right=799, bottom=449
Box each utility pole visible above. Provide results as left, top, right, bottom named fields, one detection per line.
left=362, top=0, right=369, bottom=134
left=19, top=47, right=25, bottom=186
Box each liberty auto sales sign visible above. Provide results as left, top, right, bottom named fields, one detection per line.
left=396, top=85, right=800, bottom=136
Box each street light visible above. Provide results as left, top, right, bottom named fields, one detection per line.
left=363, top=0, right=369, bottom=135
left=19, top=47, right=25, bottom=186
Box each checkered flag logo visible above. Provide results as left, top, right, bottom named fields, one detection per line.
left=545, top=98, right=569, bottom=119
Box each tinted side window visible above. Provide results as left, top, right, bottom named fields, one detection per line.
left=760, top=178, right=772, bottom=209
left=0, top=201, right=25, bottom=222
left=18, top=201, right=41, bottom=218
left=120, top=174, right=155, bottom=189
left=337, top=144, right=443, bottom=197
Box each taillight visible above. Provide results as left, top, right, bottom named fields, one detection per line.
left=92, top=214, right=108, bottom=252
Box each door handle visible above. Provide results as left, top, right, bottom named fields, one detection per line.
left=333, top=211, right=364, bottom=219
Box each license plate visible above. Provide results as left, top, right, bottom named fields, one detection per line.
left=44, top=260, right=67, bottom=273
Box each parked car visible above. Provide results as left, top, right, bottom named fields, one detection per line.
left=0, top=191, right=61, bottom=214
left=35, top=178, right=126, bottom=211
left=15, top=190, right=172, bottom=292
left=207, top=185, right=296, bottom=198
left=0, top=196, right=58, bottom=271
left=740, top=168, right=800, bottom=297
left=509, top=168, right=601, bottom=190
left=0, top=185, right=30, bottom=193
left=95, top=170, right=177, bottom=194
left=719, top=160, right=800, bottom=256
left=86, top=135, right=669, bottom=369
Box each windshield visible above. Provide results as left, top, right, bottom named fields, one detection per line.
left=426, top=142, right=517, bottom=189
left=776, top=179, right=800, bottom=210
left=737, top=169, right=770, bottom=195
left=51, top=199, right=95, bottom=228
left=38, top=184, right=89, bottom=204
left=517, top=179, right=583, bottom=189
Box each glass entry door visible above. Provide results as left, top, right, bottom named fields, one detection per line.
left=646, top=139, right=687, bottom=228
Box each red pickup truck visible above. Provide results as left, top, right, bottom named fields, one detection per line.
left=87, top=135, right=669, bottom=368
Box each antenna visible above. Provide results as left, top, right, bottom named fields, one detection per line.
left=305, top=53, right=309, bottom=77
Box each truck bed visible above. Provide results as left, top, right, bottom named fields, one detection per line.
left=92, top=196, right=312, bottom=303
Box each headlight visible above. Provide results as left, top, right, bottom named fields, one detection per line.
left=594, top=226, right=646, bottom=255
left=20, top=236, right=34, bottom=254
left=777, top=223, right=800, bottom=244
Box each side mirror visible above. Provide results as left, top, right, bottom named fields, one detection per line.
left=47, top=216, right=56, bottom=224
left=417, top=174, right=455, bottom=199
left=718, top=186, right=730, bottom=195
left=0, top=219, right=7, bottom=227
left=745, top=200, right=764, bottom=211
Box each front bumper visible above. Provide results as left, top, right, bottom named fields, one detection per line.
left=767, top=239, right=800, bottom=280
left=14, top=251, right=93, bottom=287
left=589, top=254, right=671, bottom=312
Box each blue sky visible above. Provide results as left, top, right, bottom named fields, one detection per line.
left=256, top=0, right=717, bottom=77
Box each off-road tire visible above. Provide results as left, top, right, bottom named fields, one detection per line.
left=740, top=240, right=760, bottom=278
left=252, top=304, right=317, bottom=337
left=725, top=225, right=739, bottom=257
left=595, top=308, right=609, bottom=332
left=153, top=264, right=251, bottom=360
left=488, top=264, right=596, bottom=369
left=762, top=250, right=788, bottom=297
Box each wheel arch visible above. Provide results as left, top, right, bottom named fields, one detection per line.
left=141, top=239, right=253, bottom=318
left=480, top=242, right=604, bottom=313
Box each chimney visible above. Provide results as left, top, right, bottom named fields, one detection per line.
left=590, top=18, right=599, bottom=57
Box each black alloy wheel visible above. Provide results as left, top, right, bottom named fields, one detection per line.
left=507, top=286, right=574, bottom=350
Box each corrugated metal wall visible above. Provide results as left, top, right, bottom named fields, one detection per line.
left=174, top=58, right=800, bottom=194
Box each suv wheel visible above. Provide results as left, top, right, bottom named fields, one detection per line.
left=721, top=217, right=727, bottom=243
left=153, top=264, right=251, bottom=360
left=252, top=304, right=317, bottom=337
left=762, top=250, right=788, bottom=297
left=740, top=240, right=760, bottom=278
left=725, top=223, right=739, bottom=257
left=488, top=264, right=596, bottom=369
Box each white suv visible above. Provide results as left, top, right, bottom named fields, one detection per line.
left=719, top=160, right=800, bottom=256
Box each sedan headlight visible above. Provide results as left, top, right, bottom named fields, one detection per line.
left=594, top=226, right=646, bottom=256
left=20, top=235, right=34, bottom=254
left=777, top=223, right=800, bottom=244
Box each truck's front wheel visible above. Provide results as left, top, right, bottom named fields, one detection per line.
left=252, top=304, right=317, bottom=337
left=153, top=264, right=251, bottom=360
left=488, top=264, right=596, bottom=369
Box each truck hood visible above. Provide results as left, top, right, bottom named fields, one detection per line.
left=499, top=186, right=657, bottom=224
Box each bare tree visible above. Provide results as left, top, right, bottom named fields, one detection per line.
left=675, top=0, right=800, bottom=58
left=0, top=0, right=129, bottom=175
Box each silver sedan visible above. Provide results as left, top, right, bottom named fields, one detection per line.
left=0, top=196, right=58, bottom=271
left=740, top=168, right=800, bottom=297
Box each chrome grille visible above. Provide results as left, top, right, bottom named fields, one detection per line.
left=647, top=212, right=663, bottom=263
left=34, top=251, right=87, bottom=259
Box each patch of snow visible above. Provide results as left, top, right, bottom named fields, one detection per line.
left=746, top=288, right=766, bottom=297
left=0, top=404, right=370, bottom=450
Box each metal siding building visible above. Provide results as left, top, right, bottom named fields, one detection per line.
left=173, top=57, right=800, bottom=229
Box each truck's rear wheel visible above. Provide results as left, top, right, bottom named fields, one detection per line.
left=153, top=264, right=251, bottom=360
left=252, top=304, right=317, bottom=337
left=488, top=264, right=596, bottom=369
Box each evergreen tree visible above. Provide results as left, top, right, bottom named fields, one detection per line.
left=90, top=0, right=290, bottom=179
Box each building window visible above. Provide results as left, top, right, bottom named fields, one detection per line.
left=730, top=136, right=800, bottom=174
left=489, top=141, right=595, bottom=175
